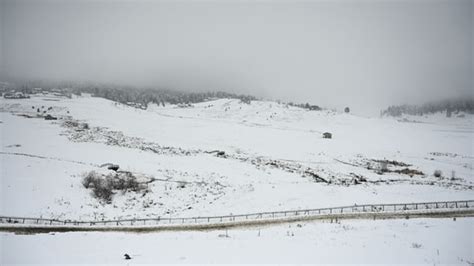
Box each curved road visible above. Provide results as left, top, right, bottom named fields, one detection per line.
left=1, top=199, right=473, bottom=233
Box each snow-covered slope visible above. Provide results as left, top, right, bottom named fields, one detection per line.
left=1, top=94, right=473, bottom=264
left=1, top=94, right=472, bottom=221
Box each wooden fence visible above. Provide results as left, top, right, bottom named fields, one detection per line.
left=1, top=199, right=472, bottom=228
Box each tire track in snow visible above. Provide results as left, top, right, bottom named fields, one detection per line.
left=0, top=151, right=99, bottom=167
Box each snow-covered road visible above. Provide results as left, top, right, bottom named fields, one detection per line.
left=1, top=199, right=472, bottom=234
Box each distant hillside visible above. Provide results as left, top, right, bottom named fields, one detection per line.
left=381, top=98, right=474, bottom=117
left=0, top=80, right=257, bottom=106
left=79, top=87, right=257, bottom=107
left=1, top=80, right=324, bottom=111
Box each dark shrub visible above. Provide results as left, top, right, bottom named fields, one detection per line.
left=44, top=114, right=57, bottom=120
left=82, top=170, right=145, bottom=203
left=82, top=171, right=96, bottom=188
left=92, top=178, right=114, bottom=203
left=81, top=123, right=89, bottom=130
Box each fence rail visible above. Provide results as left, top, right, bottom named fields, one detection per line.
left=1, top=199, right=473, bottom=228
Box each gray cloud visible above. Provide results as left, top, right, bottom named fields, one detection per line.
left=1, top=0, right=472, bottom=114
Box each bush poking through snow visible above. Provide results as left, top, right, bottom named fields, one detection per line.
left=376, top=161, right=389, bottom=174
left=63, top=120, right=89, bottom=131
left=113, top=171, right=140, bottom=191
left=82, top=171, right=114, bottom=202
left=82, top=171, right=97, bottom=189
left=433, top=170, right=442, bottom=178
left=92, top=178, right=114, bottom=203
left=411, top=243, right=422, bottom=249
left=82, top=170, right=147, bottom=203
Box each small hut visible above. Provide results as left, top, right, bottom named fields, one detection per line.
left=322, top=132, right=332, bottom=139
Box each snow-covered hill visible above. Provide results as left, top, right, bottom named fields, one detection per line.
left=1, top=94, right=472, bottom=221
left=1, top=94, right=473, bottom=264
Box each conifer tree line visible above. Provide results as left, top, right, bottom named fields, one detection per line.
left=381, top=98, right=474, bottom=117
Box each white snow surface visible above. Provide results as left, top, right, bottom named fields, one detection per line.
left=1, top=218, right=472, bottom=264
left=1, top=94, right=473, bottom=264
left=1, top=94, right=472, bottom=220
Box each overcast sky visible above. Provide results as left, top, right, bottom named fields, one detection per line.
left=1, top=0, right=472, bottom=114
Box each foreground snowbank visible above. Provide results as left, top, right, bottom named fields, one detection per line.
left=1, top=218, right=472, bottom=264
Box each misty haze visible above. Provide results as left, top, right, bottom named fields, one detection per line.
left=0, top=0, right=473, bottom=264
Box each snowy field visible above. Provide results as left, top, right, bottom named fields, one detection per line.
left=1, top=94, right=473, bottom=264
left=1, top=218, right=472, bottom=264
